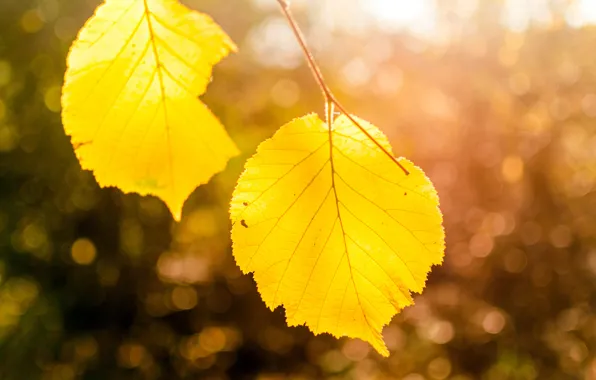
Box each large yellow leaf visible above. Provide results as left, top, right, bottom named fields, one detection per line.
left=230, top=114, right=445, bottom=356
left=62, top=0, right=239, bottom=220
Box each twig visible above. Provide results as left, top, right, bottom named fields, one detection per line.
left=276, top=0, right=409, bottom=175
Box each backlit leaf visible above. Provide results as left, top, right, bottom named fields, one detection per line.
left=230, top=114, right=445, bottom=356
left=62, top=0, right=239, bottom=220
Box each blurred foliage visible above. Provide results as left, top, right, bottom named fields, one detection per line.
left=1, top=0, right=596, bottom=379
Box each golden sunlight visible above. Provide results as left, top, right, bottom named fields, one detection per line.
left=363, top=0, right=596, bottom=34
left=361, top=0, right=437, bottom=35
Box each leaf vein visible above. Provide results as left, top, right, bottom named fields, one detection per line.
left=232, top=142, right=327, bottom=223
left=334, top=147, right=432, bottom=201
left=245, top=160, right=331, bottom=270
left=84, top=39, right=152, bottom=148
left=272, top=187, right=333, bottom=305
left=335, top=171, right=436, bottom=255
left=338, top=201, right=419, bottom=284
left=289, top=218, right=338, bottom=321
left=83, top=2, right=138, bottom=48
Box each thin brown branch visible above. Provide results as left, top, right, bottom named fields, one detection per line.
left=276, top=0, right=331, bottom=102
left=276, top=0, right=409, bottom=175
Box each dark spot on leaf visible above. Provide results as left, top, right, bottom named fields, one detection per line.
left=73, top=140, right=92, bottom=149
left=243, top=202, right=248, bottom=206
left=241, top=220, right=248, bottom=228
left=404, top=192, right=407, bottom=196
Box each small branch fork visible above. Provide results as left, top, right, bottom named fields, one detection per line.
left=276, top=0, right=409, bottom=175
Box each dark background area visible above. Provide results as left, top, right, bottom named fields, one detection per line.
left=1, top=0, right=596, bottom=379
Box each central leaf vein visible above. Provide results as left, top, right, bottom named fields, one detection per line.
left=142, top=0, right=175, bottom=196
left=327, top=121, right=374, bottom=336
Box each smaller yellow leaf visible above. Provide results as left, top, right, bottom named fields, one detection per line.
left=230, top=114, right=445, bottom=356
left=62, top=0, right=239, bottom=220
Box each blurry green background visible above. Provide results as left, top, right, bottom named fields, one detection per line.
left=1, top=0, right=596, bottom=379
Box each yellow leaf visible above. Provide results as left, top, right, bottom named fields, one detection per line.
left=230, top=114, right=445, bottom=356
left=62, top=0, right=239, bottom=220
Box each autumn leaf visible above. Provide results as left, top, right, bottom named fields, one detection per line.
left=230, top=114, right=445, bottom=356
left=61, top=0, right=239, bottom=220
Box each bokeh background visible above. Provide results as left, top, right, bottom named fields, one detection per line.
left=1, top=0, right=596, bottom=379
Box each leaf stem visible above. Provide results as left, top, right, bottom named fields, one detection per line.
left=276, top=0, right=409, bottom=175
